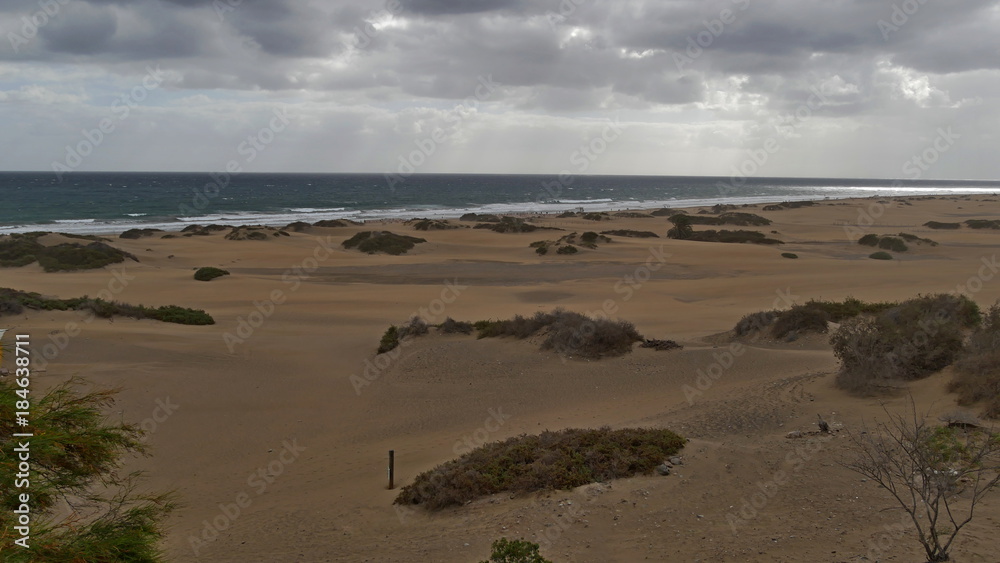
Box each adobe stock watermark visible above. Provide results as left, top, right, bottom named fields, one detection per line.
left=7, top=0, right=71, bottom=54
left=878, top=0, right=930, bottom=41
left=51, top=65, right=166, bottom=181
left=536, top=116, right=626, bottom=204
left=842, top=127, right=960, bottom=242
left=350, top=279, right=468, bottom=395
left=222, top=234, right=338, bottom=354
left=452, top=407, right=512, bottom=456
left=726, top=434, right=833, bottom=533
left=342, top=0, right=403, bottom=50
left=545, top=0, right=587, bottom=29
left=673, top=0, right=751, bottom=71
left=188, top=439, right=306, bottom=556
left=180, top=106, right=292, bottom=216
left=137, top=397, right=180, bottom=443
left=384, top=75, right=500, bottom=192
left=682, top=287, right=799, bottom=404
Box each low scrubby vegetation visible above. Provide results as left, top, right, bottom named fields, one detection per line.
left=284, top=221, right=312, bottom=232
left=965, top=219, right=1000, bottom=230
left=342, top=231, right=427, bottom=255
left=461, top=213, right=501, bottom=222
left=923, top=221, right=961, bottom=230
left=733, top=297, right=898, bottom=340
left=869, top=251, right=893, bottom=260
left=949, top=302, right=1000, bottom=418
left=224, top=226, right=288, bottom=240
left=763, top=201, right=816, bottom=211
left=600, top=229, right=659, bottom=238
left=831, top=294, right=980, bottom=393
left=439, top=317, right=474, bottom=334
left=312, top=219, right=358, bottom=228
left=376, top=317, right=429, bottom=354
left=194, top=266, right=230, bottom=281
left=897, top=232, right=938, bottom=246
left=0, top=288, right=214, bottom=325
left=649, top=208, right=675, bottom=217
left=476, top=217, right=560, bottom=234
left=685, top=230, right=783, bottom=245
left=119, top=228, right=163, bottom=239
left=781, top=252, right=798, bottom=259
left=669, top=212, right=772, bottom=227
left=612, top=212, right=653, bottom=219
left=480, top=538, right=552, bottom=563
left=858, top=234, right=908, bottom=252
left=0, top=233, right=138, bottom=271
left=394, top=427, right=685, bottom=510
left=474, top=309, right=642, bottom=358
left=531, top=232, right=609, bottom=255
left=406, top=218, right=460, bottom=231
left=582, top=212, right=609, bottom=221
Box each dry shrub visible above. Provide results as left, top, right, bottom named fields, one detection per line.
left=949, top=302, right=1000, bottom=418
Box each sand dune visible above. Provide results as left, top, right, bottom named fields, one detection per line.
left=3, top=194, right=999, bottom=562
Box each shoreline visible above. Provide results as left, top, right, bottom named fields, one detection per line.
left=2, top=191, right=995, bottom=237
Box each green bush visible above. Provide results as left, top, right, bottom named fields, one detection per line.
left=734, top=310, right=779, bottom=336
left=342, top=231, right=427, bottom=255
left=897, top=233, right=938, bottom=246
left=781, top=252, right=798, bottom=259
left=377, top=325, right=400, bottom=354
left=687, top=230, right=783, bottom=245
left=965, top=219, right=1000, bottom=230
left=194, top=267, right=230, bottom=281
left=771, top=305, right=830, bottom=339
left=858, top=234, right=880, bottom=247
left=556, top=245, right=578, bottom=254
left=924, top=221, right=961, bottom=230
left=877, top=236, right=908, bottom=252
left=0, top=234, right=139, bottom=272
left=407, top=218, right=459, bottom=231
left=949, top=302, right=1000, bottom=418
left=119, top=228, right=162, bottom=239
left=831, top=294, right=979, bottom=393
left=0, top=288, right=214, bottom=325
left=869, top=251, right=893, bottom=260
left=394, top=427, right=685, bottom=510
left=438, top=318, right=474, bottom=334
left=480, top=538, right=553, bottom=563
left=601, top=230, right=659, bottom=238
left=474, top=309, right=643, bottom=359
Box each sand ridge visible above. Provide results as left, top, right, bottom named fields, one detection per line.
left=3, top=194, right=1000, bottom=561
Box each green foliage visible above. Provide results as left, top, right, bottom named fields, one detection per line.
left=0, top=288, right=214, bottom=325
left=878, top=236, right=908, bottom=252
left=473, top=309, right=642, bottom=359
left=686, top=230, right=783, bottom=245
left=119, top=228, right=162, bottom=239
left=666, top=215, right=693, bottom=240
left=193, top=266, right=230, bottom=282
left=377, top=325, right=400, bottom=354
left=556, top=245, right=578, bottom=254
left=770, top=305, right=830, bottom=339
left=897, top=232, right=938, bottom=246
left=924, top=221, right=961, bottom=230
left=831, top=294, right=979, bottom=392
left=480, top=538, right=553, bottom=563
left=394, top=427, right=685, bottom=510
left=600, top=229, right=659, bottom=238
left=407, top=218, right=459, bottom=231
left=0, top=234, right=138, bottom=272
left=965, top=219, right=1000, bottom=230
left=0, top=378, right=175, bottom=562
left=858, top=234, right=880, bottom=247
left=438, top=318, right=474, bottom=334
left=781, top=252, right=798, bottom=259
left=342, top=231, right=427, bottom=255
left=475, top=217, right=559, bottom=234
left=582, top=212, right=608, bottom=221
left=949, top=302, right=1000, bottom=418
left=869, top=251, right=893, bottom=260
left=668, top=212, right=771, bottom=227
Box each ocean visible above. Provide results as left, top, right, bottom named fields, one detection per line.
left=1, top=172, right=998, bottom=235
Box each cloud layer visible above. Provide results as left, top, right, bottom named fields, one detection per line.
left=1, top=0, right=998, bottom=178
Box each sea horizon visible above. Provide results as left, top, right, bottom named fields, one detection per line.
left=2, top=171, right=998, bottom=235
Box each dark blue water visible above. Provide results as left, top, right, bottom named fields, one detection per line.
left=1, top=172, right=997, bottom=234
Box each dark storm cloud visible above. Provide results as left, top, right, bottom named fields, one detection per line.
left=398, top=0, right=523, bottom=16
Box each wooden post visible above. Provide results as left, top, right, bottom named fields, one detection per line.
left=388, top=450, right=395, bottom=490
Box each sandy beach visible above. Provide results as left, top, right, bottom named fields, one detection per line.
left=3, top=194, right=1000, bottom=562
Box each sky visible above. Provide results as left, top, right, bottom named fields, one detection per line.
left=1, top=0, right=998, bottom=179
